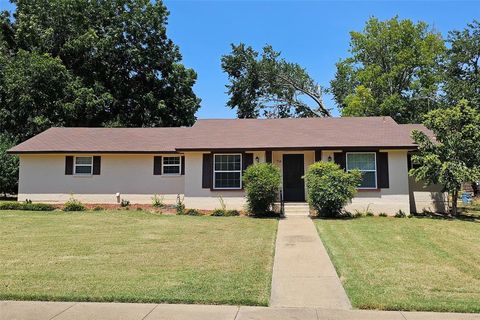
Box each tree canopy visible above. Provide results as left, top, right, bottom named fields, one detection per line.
left=330, top=16, right=445, bottom=123
left=410, top=101, right=480, bottom=215
left=0, top=0, right=201, bottom=143
left=221, top=43, right=330, bottom=118
left=444, top=20, right=480, bottom=110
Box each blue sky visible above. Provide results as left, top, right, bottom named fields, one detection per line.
left=1, top=1, right=479, bottom=119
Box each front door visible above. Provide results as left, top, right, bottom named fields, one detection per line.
left=282, top=154, right=305, bottom=202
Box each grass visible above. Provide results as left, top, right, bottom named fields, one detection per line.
left=0, top=210, right=278, bottom=306
left=315, top=216, right=480, bottom=313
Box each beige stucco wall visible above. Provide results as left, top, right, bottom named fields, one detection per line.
left=18, top=154, right=184, bottom=204
left=408, top=177, right=448, bottom=213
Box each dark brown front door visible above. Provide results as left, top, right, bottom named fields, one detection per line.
left=283, top=154, right=305, bottom=202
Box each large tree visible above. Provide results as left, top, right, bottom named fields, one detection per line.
left=444, top=20, right=480, bottom=110
left=410, top=101, right=480, bottom=215
left=0, top=0, right=200, bottom=143
left=330, top=16, right=445, bottom=123
left=222, top=43, right=331, bottom=118
left=0, top=134, right=18, bottom=197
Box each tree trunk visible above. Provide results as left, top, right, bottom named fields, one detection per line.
left=451, top=189, right=459, bottom=216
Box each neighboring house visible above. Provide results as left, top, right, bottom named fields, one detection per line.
left=8, top=117, right=446, bottom=214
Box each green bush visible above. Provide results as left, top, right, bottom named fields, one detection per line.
left=304, top=161, right=362, bottom=218
left=151, top=194, right=164, bottom=208
left=186, top=208, right=202, bottom=216
left=394, top=209, right=407, bottom=218
left=243, top=163, right=281, bottom=216
left=175, top=194, right=185, bottom=215
left=120, top=199, right=130, bottom=207
left=93, top=206, right=103, bottom=211
left=63, top=198, right=85, bottom=211
left=379, top=212, right=388, bottom=217
left=0, top=201, right=55, bottom=211
left=210, top=209, right=239, bottom=217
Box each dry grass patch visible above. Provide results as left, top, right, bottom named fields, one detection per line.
left=0, top=210, right=277, bottom=305
left=315, top=217, right=480, bottom=313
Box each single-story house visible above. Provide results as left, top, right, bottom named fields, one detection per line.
left=8, top=116, right=446, bottom=214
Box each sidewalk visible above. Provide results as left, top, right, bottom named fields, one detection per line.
left=270, top=215, right=351, bottom=308
left=2, top=301, right=480, bottom=320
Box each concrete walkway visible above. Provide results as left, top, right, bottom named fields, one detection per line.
left=2, top=301, right=480, bottom=320
left=270, top=212, right=351, bottom=309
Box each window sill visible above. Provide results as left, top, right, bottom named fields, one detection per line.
left=73, top=175, right=93, bottom=178
left=210, top=188, right=243, bottom=191
left=356, top=188, right=380, bottom=192
left=161, top=174, right=182, bottom=177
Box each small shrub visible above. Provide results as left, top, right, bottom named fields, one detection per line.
left=305, top=162, right=362, bottom=218
left=211, top=208, right=226, bottom=216
left=366, top=212, right=374, bottom=217
left=136, top=207, right=143, bottom=211
left=176, top=194, right=185, bottom=215
left=353, top=211, right=364, bottom=218
left=394, top=209, right=407, bottom=218
left=225, top=209, right=240, bottom=216
left=93, top=206, right=103, bottom=211
left=186, top=208, right=202, bottom=216
left=25, top=199, right=32, bottom=204
left=0, top=202, right=21, bottom=210
left=63, top=198, right=85, bottom=211
left=0, top=201, right=55, bottom=211
left=120, top=199, right=130, bottom=207
left=211, top=209, right=240, bottom=217
left=243, top=163, right=281, bottom=216
left=152, top=194, right=164, bottom=208
left=379, top=212, right=388, bottom=217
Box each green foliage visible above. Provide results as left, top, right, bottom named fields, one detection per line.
left=444, top=20, right=480, bottom=111
left=120, top=199, right=130, bottom=207
left=330, top=16, right=445, bottom=123
left=243, top=163, right=281, bottom=216
left=0, top=134, right=18, bottom=195
left=93, top=206, right=103, bottom=211
left=304, top=161, right=362, bottom=218
left=186, top=208, right=202, bottom=216
left=0, top=0, right=200, bottom=142
left=151, top=194, right=164, bottom=208
left=63, top=198, right=85, bottom=212
left=210, top=209, right=240, bottom=217
left=410, top=101, right=480, bottom=215
left=0, top=201, right=55, bottom=211
left=221, top=43, right=330, bottom=118
left=175, top=194, right=185, bottom=215
left=394, top=210, right=408, bottom=218
left=379, top=212, right=388, bottom=217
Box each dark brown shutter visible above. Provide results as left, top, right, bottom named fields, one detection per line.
left=181, top=156, right=185, bottom=175
left=202, top=153, right=212, bottom=188
left=377, top=152, right=389, bottom=188
left=153, top=156, right=162, bottom=175
left=333, top=152, right=346, bottom=170
left=314, top=149, right=322, bottom=162
left=243, top=153, right=254, bottom=170
left=266, top=150, right=272, bottom=163
left=92, top=156, right=101, bottom=175
left=65, top=156, right=73, bottom=175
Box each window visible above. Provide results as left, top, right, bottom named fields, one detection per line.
left=162, top=156, right=181, bottom=175
left=346, top=153, right=377, bottom=189
left=213, top=154, right=242, bottom=189
left=74, top=156, right=93, bottom=175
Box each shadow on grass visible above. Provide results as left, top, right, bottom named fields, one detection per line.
left=413, top=211, right=479, bottom=222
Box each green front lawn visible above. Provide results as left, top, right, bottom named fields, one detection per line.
left=0, top=210, right=277, bottom=305
left=315, top=217, right=480, bottom=313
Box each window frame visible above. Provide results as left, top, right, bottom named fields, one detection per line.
left=213, top=153, right=243, bottom=190
left=74, top=156, right=93, bottom=176
left=162, top=155, right=182, bottom=175
left=346, top=152, right=377, bottom=189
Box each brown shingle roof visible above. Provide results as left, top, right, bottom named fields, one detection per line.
left=8, top=117, right=426, bottom=154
